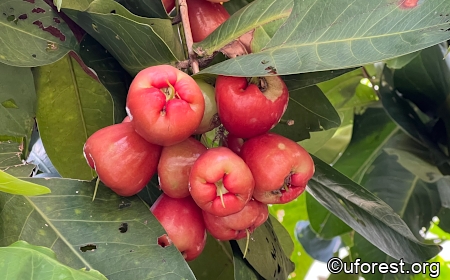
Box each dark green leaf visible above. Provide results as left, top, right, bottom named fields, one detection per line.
left=269, top=215, right=294, bottom=257
left=0, top=141, right=35, bottom=177
left=385, top=51, right=421, bottom=69
left=307, top=155, right=441, bottom=263
left=306, top=192, right=352, bottom=239
left=283, top=69, right=357, bottom=91
left=0, top=63, right=36, bottom=139
left=236, top=218, right=295, bottom=280
left=333, top=108, right=398, bottom=183
left=0, top=178, right=196, bottom=279
left=137, top=175, right=163, bottom=207
left=271, top=85, right=340, bottom=142
left=79, top=34, right=130, bottom=123
left=231, top=241, right=263, bottom=280
left=3, top=164, right=35, bottom=177
left=0, top=240, right=107, bottom=279
left=0, top=0, right=77, bottom=67
left=189, top=235, right=234, bottom=280
left=199, top=0, right=450, bottom=76
left=33, top=53, right=114, bottom=180
left=116, top=0, right=169, bottom=18
left=63, top=0, right=184, bottom=76
left=223, top=0, right=254, bottom=15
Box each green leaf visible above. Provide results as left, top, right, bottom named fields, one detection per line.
left=0, top=178, right=196, bottom=279
left=223, top=0, right=254, bottom=15
left=79, top=34, right=130, bottom=123
left=0, top=240, right=107, bottom=280
left=306, top=192, right=352, bottom=239
left=53, top=0, right=63, bottom=12
left=33, top=53, right=114, bottom=180
left=307, top=155, right=441, bottom=263
left=63, top=0, right=184, bottom=76
left=236, top=218, right=295, bottom=280
left=199, top=0, right=450, bottom=76
left=271, top=85, right=341, bottom=142
left=385, top=51, right=421, bottom=69
left=0, top=0, right=77, bottom=67
left=0, top=170, right=50, bottom=195
left=195, top=0, right=293, bottom=56
left=327, top=255, right=358, bottom=280
left=269, top=215, right=294, bottom=257
left=0, top=63, right=36, bottom=139
left=283, top=69, right=357, bottom=91
left=232, top=241, right=263, bottom=280
left=333, top=108, right=399, bottom=183
left=137, top=174, right=163, bottom=207
left=115, top=0, right=169, bottom=18
left=0, top=141, right=36, bottom=177
left=189, top=235, right=234, bottom=280
left=269, top=195, right=314, bottom=279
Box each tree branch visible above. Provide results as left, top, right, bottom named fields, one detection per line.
left=179, top=0, right=199, bottom=74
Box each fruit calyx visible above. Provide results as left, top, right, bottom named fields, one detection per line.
left=215, top=178, right=229, bottom=208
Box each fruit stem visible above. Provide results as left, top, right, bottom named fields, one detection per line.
left=243, top=229, right=250, bottom=259
left=280, top=119, right=295, bottom=126
left=247, top=77, right=267, bottom=92
left=92, top=177, right=100, bottom=202
left=178, top=0, right=199, bottom=74
left=216, top=179, right=228, bottom=208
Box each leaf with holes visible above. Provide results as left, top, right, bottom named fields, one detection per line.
left=0, top=178, right=196, bottom=279
left=199, top=0, right=450, bottom=76
left=271, top=85, right=340, bottom=142
left=0, top=63, right=36, bottom=139
left=33, top=52, right=114, bottom=180
left=307, top=155, right=441, bottom=263
left=0, top=0, right=77, bottom=67
left=236, top=217, right=294, bottom=280
left=0, top=241, right=107, bottom=280
left=63, top=0, right=184, bottom=76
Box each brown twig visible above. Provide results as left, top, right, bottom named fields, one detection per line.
left=179, top=0, right=199, bottom=74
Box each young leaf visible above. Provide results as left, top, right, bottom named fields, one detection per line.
left=199, top=0, right=450, bottom=76
left=307, top=155, right=442, bottom=263
left=0, top=170, right=50, bottom=195
left=0, top=178, right=196, bottom=279
left=33, top=52, right=114, bottom=180
left=0, top=240, right=107, bottom=280
left=0, top=0, right=77, bottom=67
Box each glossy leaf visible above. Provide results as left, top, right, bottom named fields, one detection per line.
left=232, top=241, right=263, bottom=280
left=271, top=85, right=340, bottom=142
left=33, top=53, right=114, bottom=180
left=236, top=218, right=295, bottom=280
left=307, top=155, right=441, bottom=263
left=0, top=170, right=50, bottom=195
left=199, top=0, right=450, bottom=76
left=79, top=34, right=130, bottom=123
left=0, top=63, right=36, bottom=139
left=0, top=0, right=77, bottom=67
left=63, top=0, right=184, bottom=76
left=306, top=192, right=352, bottom=239
left=0, top=240, right=107, bottom=280
left=0, top=178, right=196, bottom=279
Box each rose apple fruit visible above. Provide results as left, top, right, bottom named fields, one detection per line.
left=126, top=65, right=205, bottom=146
left=150, top=194, right=207, bottom=261
left=189, top=147, right=254, bottom=216
left=162, top=0, right=175, bottom=13
left=240, top=133, right=314, bottom=204
left=188, top=0, right=230, bottom=42
left=83, top=122, right=162, bottom=196
left=122, top=116, right=131, bottom=123
left=202, top=199, right=268, bottom=241
left=158, top=137, right=207, bottom=198
left=215, top=75, right=289, bottom=139
left=193, top=79, right=220, bottom=134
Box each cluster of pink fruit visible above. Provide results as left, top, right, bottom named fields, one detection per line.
left=83, top=65, right=315, bottom=261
